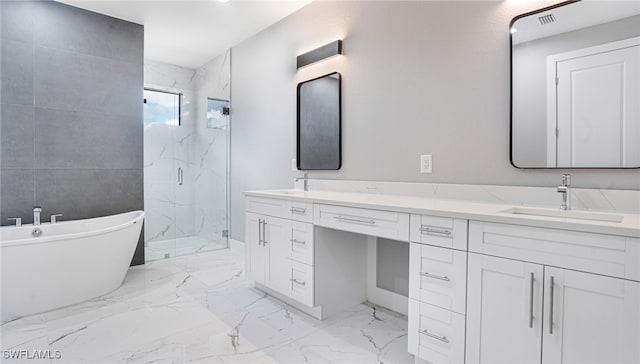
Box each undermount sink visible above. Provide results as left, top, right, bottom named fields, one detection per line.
left=500, top=207, right=624, bottom=223
left=268, top=189, right=305, bottom=195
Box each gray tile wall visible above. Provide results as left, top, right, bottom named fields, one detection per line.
left=0, top=0, right=145, bottom=265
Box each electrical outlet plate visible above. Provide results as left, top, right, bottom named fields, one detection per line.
left=420, top=154, right=432, bottom=173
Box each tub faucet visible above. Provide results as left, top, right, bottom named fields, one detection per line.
left=33, top=206, right=42, bottom=226
left=8, top=217, right=22, bottom=227
left=295, top=172, right=309, bottom=192
left=557, top=174, right=571, bottom=211
left=51, top=214, right=63, bottom=224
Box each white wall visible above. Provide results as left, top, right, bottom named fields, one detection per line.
left=230, top=1, right=640, bottom=241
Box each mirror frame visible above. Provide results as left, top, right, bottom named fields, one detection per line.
left=296, top=72, right=342, bottom=171
left=509, top=0, right=639, bottom=169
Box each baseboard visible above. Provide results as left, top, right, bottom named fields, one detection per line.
left=255, top=282, right=323, bottom=320
left=229, top=238, right=244, bottom=250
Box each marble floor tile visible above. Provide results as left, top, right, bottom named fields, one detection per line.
left=1, top=244, right=412, bottom=363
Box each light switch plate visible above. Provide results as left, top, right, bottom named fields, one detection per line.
left=292, top=158, right=298, bottom=171
left=420, top=154, right=432, bottom=173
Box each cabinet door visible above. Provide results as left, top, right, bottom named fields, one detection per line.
left=543, top=268, right=640, bottom=364
left=466, top=253, right=543, bottom=364
left=264, top=215, right=292, bottom=297
left=245, top=213, right=265, bottom=284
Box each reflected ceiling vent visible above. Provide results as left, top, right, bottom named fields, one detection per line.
left=538, top=13, right=556, bottom=25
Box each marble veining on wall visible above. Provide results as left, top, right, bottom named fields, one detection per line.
left=143, top=52, right=230, bottom=261
left=296, top=179, right=640, bottom=213
left=193, top=50, right=231, bottom=251
left=144, top=60, right=197, bottom=247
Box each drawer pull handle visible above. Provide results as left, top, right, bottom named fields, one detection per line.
left=334, top=216, right=376, bottom=225
left=290, top=238, right=306, bottom=245
left=420, top=271, right=451, bottom=282
left=419, top=227, right=452, bottom=236
left=290, top=207, right=307, bottom=215
left=290, top=278, right=306, bottom=286
left=418, top=329, right=449, bottom=344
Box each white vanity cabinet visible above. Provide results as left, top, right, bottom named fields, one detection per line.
left=245, top=197, right=315, bottom=307
left=245, top=189, right=640, bottom=364
left=466, top=253, right=544, bottom=364
left=245, top=212, right=292, bottom=296
left=466, top=221, right=640, bottom=364
left=408, top=214, right=468, bottom=364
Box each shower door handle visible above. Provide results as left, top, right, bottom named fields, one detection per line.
left=178, top=167, right=183, bottom=185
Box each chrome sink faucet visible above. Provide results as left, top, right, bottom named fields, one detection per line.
left=557, top=174, right=571, bottom=211
left=295, top=172, right=309, bottom=192
left=33, top=206, right=42, bottom=225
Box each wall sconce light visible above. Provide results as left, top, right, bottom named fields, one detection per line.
left=297, top=40, right=342, bottom=69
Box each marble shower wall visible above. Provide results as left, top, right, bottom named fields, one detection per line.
left=143, top=51, right=230, bottom=255
left=193, top=50, right=231, bottom=248
left=143, top=60, right=197, bottom=244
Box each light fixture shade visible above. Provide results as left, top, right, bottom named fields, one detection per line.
left=297, top=40, right=342, bottom=69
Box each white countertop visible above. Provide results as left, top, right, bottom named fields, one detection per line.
left=245, top=189, right=640, bottom=238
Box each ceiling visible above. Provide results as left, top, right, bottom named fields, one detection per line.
left=57, top=0, right=312, bottom=69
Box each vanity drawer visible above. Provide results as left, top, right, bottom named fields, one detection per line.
left=410, top=214, right=468, bottom=251
left=408, top=299, right=465, bottom=364
left=290, top=201, right=313, bottom=223
left=246, top=196, right=291, bottom=219
left=469, top=221, right=640, bottom=282
left=290, top=260, right=314, bottom=307
left=290, top=221, right=314, bottom=265
left=314, top=204, right=409, bottom=241
left=409, top=243, right=467, bottom=315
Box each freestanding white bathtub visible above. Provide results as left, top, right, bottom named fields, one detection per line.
left=0, top=211, right=144, bottom=322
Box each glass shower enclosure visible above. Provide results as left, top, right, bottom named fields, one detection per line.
left=143, top=86, right=229, bottom=261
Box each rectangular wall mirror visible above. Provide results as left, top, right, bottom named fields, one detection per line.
left=510, top=0, right=640, bottom=168
left=297, top=72, right=342, bottom=170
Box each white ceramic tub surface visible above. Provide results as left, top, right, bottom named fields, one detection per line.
left=0, top=211, right=144, bottom=322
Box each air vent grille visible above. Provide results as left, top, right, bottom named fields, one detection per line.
left=538, top=14, right=556, bottom=25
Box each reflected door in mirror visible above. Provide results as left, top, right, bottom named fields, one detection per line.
left=552, top=39, right=639, bottom=167
left=510, top=1, right=640, bottom=168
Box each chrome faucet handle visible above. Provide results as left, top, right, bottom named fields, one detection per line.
left=51, top=214, right=63, bottom=224
left=8, top=217, right=22, bottom=227
left=33, top=205, right=42, bottom=226
left=558, top=174, right=571, bottom=210
left=296, top=172, right=309, bottom=191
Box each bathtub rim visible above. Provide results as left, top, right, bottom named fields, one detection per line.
left=0, top=210, right=144, bottom=248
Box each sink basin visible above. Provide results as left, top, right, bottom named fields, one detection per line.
left=267, top=190, right=306, bottom=195
left=500, top=207, right=624, bottom=223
